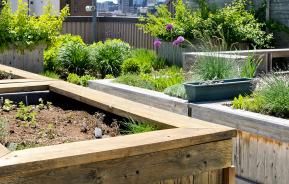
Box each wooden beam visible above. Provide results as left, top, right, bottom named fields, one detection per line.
left=223, top=166, right=236, bottom=184
left=0, top=144, right=9, bottom=157
left=0, top=64, right=52, bottom=80
left=0, top=139, right=232, bottom=184
left=49, top=81, right=233, bottom=130
left=0, top=128, right=235, bottom=178
left=0, top=79, right=47, bottom=84
left=0, top=82, right=50, bottom=93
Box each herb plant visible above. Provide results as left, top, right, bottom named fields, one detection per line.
left=16, top=102, right=37, bottom=127
left=121, top=119, right=157, bottom=134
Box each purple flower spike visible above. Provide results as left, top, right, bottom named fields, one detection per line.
left=153, top=39, right=161, bottom=48
left=172, top=40, right=179, bottom=46
left=166, top=24, right=173, bottom=31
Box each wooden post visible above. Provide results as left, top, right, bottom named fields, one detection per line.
left=223, top=166, right=235, bottom=184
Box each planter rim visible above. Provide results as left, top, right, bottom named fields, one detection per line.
left=183, top=78, right=252, bottom=87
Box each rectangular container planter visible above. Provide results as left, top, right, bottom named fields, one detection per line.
left=184, top=78, right=252, bottom=102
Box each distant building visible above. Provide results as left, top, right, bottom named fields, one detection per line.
left=8, top=0, right=60, bottom=15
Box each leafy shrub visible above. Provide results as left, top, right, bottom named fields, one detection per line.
left=232, top=75, right=289, bottom=118
left=44, top=34, right=84, bottom=71
left=57, top=42, right=89, bottom=75
left=164, top=84, right=187, bottom=99
left=114, top=74, right=155, bottom=90
left=89, top=39, right=131, bottom=77
left=0, top=0, right=69, bottom=51
left=0, top=118, right=8, bottom=144
left=192, top=55, right=238, bottom=80
left=138, top=0, right=272, bottom=48
left=16, top=102, right=37, bottom=127
left=121, top=119, right=157, bottom=134
left=66, top=73, right=95, bottom=87
left=121, top=58, right=141, bottom=74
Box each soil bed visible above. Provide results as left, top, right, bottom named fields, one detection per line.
left=0, top=92, right=147, bottom=150
left=0, top=71, right=17, bottom=80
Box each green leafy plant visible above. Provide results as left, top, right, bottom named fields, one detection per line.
left=192, top=55, right=238, bottom=80
left=67, top=73, right=95, bottom=87
left=138, top=0, right=273, bottom=48
left=57, top=41, right=89, bottom=75
left=88, top=39, right=131, bottom=77
left=0, top=0, right=69, bottom=51
left=44, top=34, right=84, bottom=71
left=16, top=102, right=37, bottom=127
left=114, top=74, right=155, bottom=90
left=121, top=118, right=157, bottom=134
left=0, top=118, right=8, bottom=144
left=2, top=99, right=15, bottom=112
left=232, top=75, right=289, bottom=118
left=41, top=71, right=60, bottom=79
left=163, top=84, right=187, bottom=99
left=240, top=55, right=261, bottom=78
left=121, top=58, right=141, bottom=74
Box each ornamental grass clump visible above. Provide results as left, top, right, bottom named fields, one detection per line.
left=232, top=75, right=289, bottom=118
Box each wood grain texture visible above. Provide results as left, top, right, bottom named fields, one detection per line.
left=0, top=139, right=232, bottom=184
left=0, top=128, right=235, bottom=178
left=0, top=144, right=9, bottom=157
left=0, top=81, right=50, bottom=93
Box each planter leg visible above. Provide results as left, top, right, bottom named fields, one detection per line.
left=223, top=166, right=235, bottom=184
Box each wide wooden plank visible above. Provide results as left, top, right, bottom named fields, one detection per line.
left=0, top=81, right=50, bottom=93
left=0, top=64, right=50, bottom=80
left=0, top=128, right=235, bottom=178
left=0, top=79, right=46, bottom=84
left=0, top=144, right=9, bottom=157
left=0, top=139, right=232, bottom=184
left=49, top=81, right=233, bottom=130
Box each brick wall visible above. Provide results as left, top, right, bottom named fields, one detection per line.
left=61, top=0, right=92, bottom=16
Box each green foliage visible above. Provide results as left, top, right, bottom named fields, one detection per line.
left=138, top=0, right=272, bottom=48
left=116, top=67, right=184, bottom=91
left=240, top=55, right=261, bottom=78
left=114, top=74, right=155, bottom=90
left=0, top=0, right=69, bottom=51
left=121, top=49, right=165, bottom=75
left=2, top=99, right=15, bottom=112
left=16, top=102, right=37, bottom=127
left=57, top=41, right=89, bottom=75
left=141, top=67, right=184, bottom=91
left=41, top=71, right=60, bottom=79
left=163, top=84, right=187, bottom=99
left=232, top=75, right=289, bottom=118
left=44, top=34, right=84, bottom=71
left=121, top=118, right=157, bottom=134
left=66, top=73, right=95, bottom=87
left=121, top=58, right=141, bottom=74
left=192, top=55, right=238, bottom=80
left=104, top=74, right=115, bottom=79
left=0, top=118, right=8, bottom=144
left=88, top=39, right=131, bottom=77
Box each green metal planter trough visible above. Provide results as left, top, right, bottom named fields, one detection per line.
left=184, top=78, right=253, bottom=102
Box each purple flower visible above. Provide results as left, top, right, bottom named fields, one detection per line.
left=172, top=36, right=185, bottom=46
left=166, top=24, right=173, bottom=31
left=153, top=39, right=161, bottom=48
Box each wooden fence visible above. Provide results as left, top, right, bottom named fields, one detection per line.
left=62, top=16, right=154, bottom=49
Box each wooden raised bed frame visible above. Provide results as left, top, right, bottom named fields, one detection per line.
left=0, top=64, right=236, bottom=184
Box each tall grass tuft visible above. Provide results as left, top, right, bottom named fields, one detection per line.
left=121, top=119, right=157, bottom=134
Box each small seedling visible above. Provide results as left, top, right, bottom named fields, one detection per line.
left=2, top=99, right=16, bottom=112
left=121, top=118, right=157, bottom=134
left=37, top=98, right=45, bottom=110
left=16, top=102, right=37, bottom=127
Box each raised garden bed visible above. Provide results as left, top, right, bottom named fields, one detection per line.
left=0, top=69, right=236, bottom=184
left=1, top=91, right=155, bottom=151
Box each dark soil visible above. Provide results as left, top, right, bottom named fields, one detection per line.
left=0, top=71, right=17, bottom=80
left=0, top=94, right=125, bottom=150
